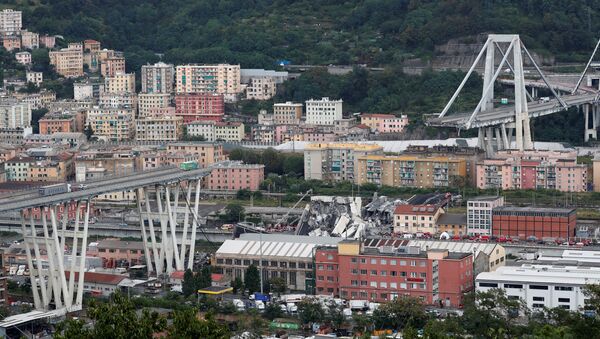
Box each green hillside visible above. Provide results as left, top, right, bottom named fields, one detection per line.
left=9, top=0, right=600, bottom=72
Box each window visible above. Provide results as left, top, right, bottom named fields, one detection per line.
left=360, top=269, right=367, bottom=275
left=361, top=280, right=367, bottom=286
left=419, top=261, right=426, bottom=267
left=555, top=286, right=573, bottom=291
left=560, top=305, right=570, bottom=310
left=327, top=276, right=334, bottom=282
left=327, top=254, right=334, bottom=260
left=479, top=282, right=498, bottom=288
left=400, top=271, right=407, bottom=277
left=381, top=259, right=387, bottom=265
left=390, top=260, right=397, bottom=265
left=558, top=298, right=570, bottom=303
left=381, top=271, right=387, bottom=276
left=371, top=270, right=377, bottom=275
left=420, top=272, right=427, bottom=278
left=380, top=282, right=388, bottom=288
left=532, top=297, right=544, bottom=302
left=504, top=284, right=523, bottom=289
left=351, top=258, right=357, bottom=263
left=400, top=260, right=407, bottom=266
left=390, top=282, right=397, bottom=289
left=360, top=258, right=366, bottom=264
left=410, top=261, right=416, bottom=267
left=532, top=303, right=544, bottom=308
left=318, top=276, right=324, bottom=281
left=371, top=259, right=377, bottom=264
left=508, top=295, right=519, bottom=300
left=351, top=280, right=358, bottom=286
left=391, top=271, right=397, bottom=277
left=400, top=283, right=407, bottom=289
left=529, top=285, right=549, bottom=290
left=410, top=272, right=417, bottom=278
left=351, top=269, right=358, bottom=275
left=318, top=265, right=324, bottom=270
left=370, top=281, right=377, bottom=287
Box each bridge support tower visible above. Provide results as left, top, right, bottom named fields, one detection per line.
left=584, top=104, right=599, bottom=142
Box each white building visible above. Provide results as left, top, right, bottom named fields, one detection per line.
left=245, top=76, right=276, bottom=100
left=141, top=62, right=174, bottom=94
left=0, top=9, right=22, bottom=35
left=175, top=64, right=241, bottom=100
left=0, top=99, right=30, bottom=129
left=305, top=97, right=343, bottom=126
left=26, top=71, right=43, bottom=86
left=476, top=264, right=600, bottom=312
left=138, top=93, right=171, bottom=117
left=74, top=80, right=104, bottom=100
left=467, top=196, right=504, bottom=235
left=186, top=121, right=214, bottom=141
left=15, top=51, right=31, bottom=65
left=98, top=92, right=137, bottom=111
left=240, top=69, right=288, bottom=84
left=185, top=121, right=244, bottom=142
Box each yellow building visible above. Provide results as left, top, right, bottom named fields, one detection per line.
left=135, top=115, right=183, bottom=141
left=49, top=47, right=83, bottom=78
left=304, top=143, right=383, bottom=182
left=104, top=72, right=136, bottom=94
left=86, top=108, right=135, bottom=141
left=138, top=93, right=172, bottom=117
left=356, top=155, right=467, bottom=188
left=166, top=142, right=226, bottom=167
left=214, top=122, right=244, bottom=142
left=100, top=56, right=125, bottom=77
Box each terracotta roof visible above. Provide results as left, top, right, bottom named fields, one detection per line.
left=355, top=124, right=370, bottom=129
left=170, top=271, right=185, bottom=280
left=361, top=113, right=396, bottom=119
left=66, top=271, right=127, bottom=285
left=394, top=204, right=440, bottom=215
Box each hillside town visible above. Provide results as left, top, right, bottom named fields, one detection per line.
left=1, top=5, right=600, bottom=339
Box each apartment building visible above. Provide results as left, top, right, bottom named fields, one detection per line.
left=0, top=249, right=6, bottom=307
left=104, top=73, right=136, bottom=94
left=245, top=76, right=276, bottom=100
left=17, top=90, right=56, bottom=110
left=361, top=113, right=409, bottom=134
left=74, top=80, right=104, bottom=100
left=165, top=142, right=225, bottom=167
left=15, top=51, right=31, bottom=65
left=100, top=56, right=126, bottom=78
left=26, top=71, right=43, bottom=86
left=176, top=64, right=241, bottom=98
left=0, top=99, right=30, bottom=129
left=84, top=39, right=101, bottom=53
left=38, top=114, right=76, bottom=134
left=20, top=30, right=39, bottom=49
left=86, top=108, right=135, bottom=141
left=4, top=156, right=33, bottom=181
left=39, top=35, right=55, bottom=48
left=393, top=204, right=444, bottom=234
left=138, top=93, right=172, bottom=117
left=2, top=35, right=20, bottom=51
left=492, top=206, right=576, bottom=240
left=216, top=234, right=342, bottom=292
left=185, top=121, right=244, bottom=142
left=49, top=47, right=84, bottom=78
left=75, top=150, right=141, bottom=178
left=273, top=102, right=303, bottom=125
left=0, top=9, right=21, bottom=35
left=305, top=97, right=343, bottom=125
left=476, top=150, right=587, bottom=192
left=175, top=93, right=225, bottom=122
left=141, top=62, right=174, bottom=94
left=304, top=143, right=383, bottom=181
left=356, top=155, right=467, bottom=188
left=28, top=154, right=74, bottom=182
left=476, top=265, right=600, bottom=312
left=135, top=115, right=183, bottom=141
left=467, top=196, right=505, bottom=236
left=315, top=240, right=473, bottom=306
left=98, top=92, right=137, bottom=111
left=88, top=239, right=145, bottom=267
left=205, top=162, right=264, bottom=190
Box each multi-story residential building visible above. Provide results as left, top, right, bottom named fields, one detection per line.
left=135, top=115, right=183, bottom=141
left=273, top=102, right=303, bottom=125
left=2, top=35, right=20, bottom=51
left=16, top=90, right=56, bottom=110
left=393, top=204, right=444, bottom=234
left=26, top=132, right=87, bottom=147
left=84, top=39, right=101, bottom=53
left=185, top=121, right=214, bottom=141
left=49, top=47, right=84, bottom=78
left=476, top=264, right=600, bottom=312
left=492, top=206, right=576, bottom=240
left=176, top=64, right=241, bottom=100
left=0, top=127, right=31, bottom=144
left=39, top=35, right=55, bottom=49
left=4, top=156, right=33, bottom=181
left=98, top=92, right=137, bottom=111
left=138, top=93, right=171, bottom=117
left=165, top=142, right=225, bottom=167
left=476, top=150, right=587, bottom=192
left=28, top=154, right=75, bottom=182
left=100, top=56, right=126, bottom=78
left=204, top=161, right=264, bottom=190
left=20, top=30, right=39, bottom=49
left=86, top=108, right=135, bottom=141
left=88, top=239, right=145, bottom=267
left=185, top=121, right=244, bottom=142
left=0, top=9, right=21, bottom=35
left=104, top=72, right=136, bottom=94
left=240, top=69, right=289, bottom=85
left=356, top=155, right=467, bottom=188
left=436, top=214, right=467, bottom=236
left=215, top=234, right=342, bottom=292
left=0, top=249, right=7, bottom=307
left=245, top=76, right=276, bottom=100
left=361, top=113, right=409, bottom=134
left=467, top=196, right=505, bottom=236
left=0, top=98, right=30, bottom=129
left=305, top=97, right=343, bottom=125
left=75, top=150, right=141, bottom=178
left=38, top=114, right=76, bottom=134
left=251, top=124, right=276, bottom=143
left=304, top=143, right=383, bottom=181
left=175, top=93, right=224, bottom=122
left=15, top=51, right=31, bottom=65
left=315, top=240, right=473, bottom=306
left=141, top=62, right=174, bottom=94
left=26, top=71, right=43, bottom=86
left=74, top=79, right=104, bottom=100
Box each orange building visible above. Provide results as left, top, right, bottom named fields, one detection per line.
left=38, top=115, right=76, bottom=134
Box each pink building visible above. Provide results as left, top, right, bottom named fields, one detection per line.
left=476, top=150, right=587, bottom=192
left=88, top=239, right=145, bottom=268
left=204, top=162, right=264, bottom=190
left=303, top=130, right=336, bottom=142
left=361, top=113, right=409, bottom=134
left=175, top=93, right=225, bottom=123
left=40, top=35, right=56, bottom=48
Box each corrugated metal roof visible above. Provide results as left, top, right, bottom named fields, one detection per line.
left=408, top=240, right=501, bottom=256
left=217, top=235, right=342, bottom=259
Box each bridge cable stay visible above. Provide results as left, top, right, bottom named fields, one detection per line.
left=572, top=38, right=600, bottom=95
left=493, top=42, right=534, bottom=102
left=521, top=45, right=568, bottom=109
left=177, top=181, right=220, bottom=254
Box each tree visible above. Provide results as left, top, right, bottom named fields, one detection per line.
left=31, top=108, right=48, bottom=134
left=167, top=309, right=229, bottom=339
left=196, top=266, right=212, bottom=290
left=222, top=203, right=245, bottom=222
left=84, top=123, right=94, bottom=140
left=263, top=302, right=283, bottom=320
left=371, top=296, right=427, bottom=330
left=325, top=302, right=345, bottom=330
left=244, top=264, right=260, bottom=295
left=232, top=277, right=244, bottom=294
left=54, top=291, right=166, bottom=339
left=269, top=277, right=287, bottom=295
left=182, top=269, right=196, bottom=296
left=297, top=298, right=325, bottom=326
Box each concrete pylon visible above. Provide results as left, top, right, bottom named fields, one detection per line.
left=584, top=104, right=599, bottom=142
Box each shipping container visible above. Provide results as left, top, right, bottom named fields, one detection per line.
left=179, top=161, right=198, bottom=171
left=39, top=183, right=71, bottom=196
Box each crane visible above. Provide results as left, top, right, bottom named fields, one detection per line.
left=273, top=189, right=312, bottom=229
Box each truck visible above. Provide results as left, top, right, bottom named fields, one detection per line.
left=179, top=161, right=198, bottom=171
left=249, top=292, right=270, bottom=302
left=39, top=183, right=71, bottom=196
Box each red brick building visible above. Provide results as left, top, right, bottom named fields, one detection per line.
left=175, top=93, right=224, bottom=123
left=314, top=239, right=473, bottom=307
left=492, top=206, right=576, bottom=240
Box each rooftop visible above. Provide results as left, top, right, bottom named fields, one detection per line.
left=216, top=234, right=342, bottom=259
left=493, top=206, right=575, bottom=214
left=437, top=213, right=467, bottom=225
left=394, top=204, right=440, bottom=215
left=476, top=264, right=600, bottom=285
left=305, top=142, right=383, bottom=152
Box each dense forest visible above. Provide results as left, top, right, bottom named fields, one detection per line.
left=4, top=0, right=600, bottom=73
